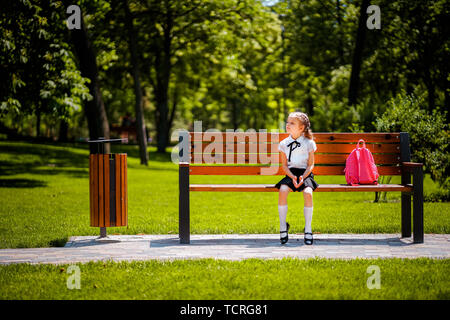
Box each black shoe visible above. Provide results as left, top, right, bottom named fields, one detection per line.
left=280, top=222, right=290, bottom=244
left=304, top=232, right=313, bottom=245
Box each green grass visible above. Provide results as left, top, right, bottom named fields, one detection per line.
left=0, top=258, right=448, bottom=300
left=0, top=141, right=449, bottom=300
left=0, top=141, right=449, bottom=249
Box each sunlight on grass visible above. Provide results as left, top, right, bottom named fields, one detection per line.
left=0, top=141, right=449, bottom=248
left=0, top=258, right=448, bottom=300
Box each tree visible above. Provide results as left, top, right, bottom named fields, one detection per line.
left=63, top=0, right=110, bottom=152
left=375, top=92, right=448, bottom=186
left=0, top=0, right=90, bottom=138
left=348, top=0, right=370, bottom=106
left=123, top=0, right=148, bottom=165
left=135, top=0, right=278, bottom=152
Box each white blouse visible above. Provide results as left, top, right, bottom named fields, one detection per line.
left=278, top=134, right=317, bottom=169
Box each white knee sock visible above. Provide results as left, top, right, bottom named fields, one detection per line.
left=278, top=205, right=288, bottom=236
left=304, top=206, right=313, bottom=234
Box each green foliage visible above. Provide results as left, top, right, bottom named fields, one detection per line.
left=374, top=92, right=449, bottom=186
left=424, top=189, right=450, bottom=203
left=0, top=0, right=90, bottom=122
left=0, top=0, right=448, bottom=144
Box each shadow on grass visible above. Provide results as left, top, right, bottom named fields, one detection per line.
left=65, top=238, right=124, bottom=247
left=0, top=143, right=89, bottom=178
left=0, top=141, right=179, bottom=187
left=0, top=159, right=90, bottom=177
left=0, top=141, right=175, bottom=170
left=112, top=145, right=174, bottom=163
left=49, top=237, right=68, bottom=247
left=0, top=178, right=47, bottom=188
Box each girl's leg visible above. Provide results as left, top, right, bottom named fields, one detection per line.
left=278, top=185, right=290, bottom=236
left=303, top=187, right=313, bottom=207
left=278, top=184, right=290, bottom=206
left=303, top=187, right=314, bottom=234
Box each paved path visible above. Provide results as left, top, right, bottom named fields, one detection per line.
left=0, top=234, right=449, bottom=265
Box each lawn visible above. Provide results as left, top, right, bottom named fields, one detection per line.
left=0, top=141, right=449, bottom=301
left=0, top=258, right=449, bottom=300
left=0, top=141, right=448, bottom=249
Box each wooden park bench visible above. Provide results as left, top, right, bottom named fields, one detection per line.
left=178, top=131, right=424, bottom=244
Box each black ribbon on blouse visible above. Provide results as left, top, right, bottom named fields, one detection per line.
left=286, top=140, right=301, bottom=162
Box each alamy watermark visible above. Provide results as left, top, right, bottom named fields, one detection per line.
left=66, top=264, right=81, bottom=290
left=66, top=5, right=81, bottom=30
left=366, top=265, right=381, bottom=289
left=171, top=121, right=282, bottom=175
left=66, top=4, right=380, bottom=31
left=367, top=5, right=381, bottom=30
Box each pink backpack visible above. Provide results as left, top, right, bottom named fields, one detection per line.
left=344, top=139, right=379, bottom=185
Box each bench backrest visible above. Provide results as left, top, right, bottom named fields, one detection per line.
left=179, top=132, right=411, bottom=176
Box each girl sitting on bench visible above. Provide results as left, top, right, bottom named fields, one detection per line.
left=275, top=112, right=318, bottom=245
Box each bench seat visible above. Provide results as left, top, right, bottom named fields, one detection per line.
left=189, top=184, right=413, bottom=192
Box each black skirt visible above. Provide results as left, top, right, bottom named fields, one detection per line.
left=275, top=167, right=319, bottom=192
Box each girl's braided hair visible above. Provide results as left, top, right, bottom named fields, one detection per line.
left=288, top=111, right=313, bottom=140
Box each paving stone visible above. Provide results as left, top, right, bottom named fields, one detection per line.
left=0, top=234, right=449, bottom=265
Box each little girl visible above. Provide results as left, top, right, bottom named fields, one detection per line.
left=275, top=111, right=319, bottom=245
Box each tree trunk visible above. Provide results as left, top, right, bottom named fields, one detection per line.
left=124, top=0, right=148, bottom=165
left=231, top=99, right=238, bottom=130
left=155, top=75, right=170, bottom=153
left=306, top=94, right=314, bottom=116
left=422, top=40, right=435, bottom=112
left=424, top=70, right=436, bottom=112
left=336, top=0, right=344, bottom=64
left=445, top=83, right=450, bottom=124
left=154, top=6, right=172, bottom=154
left=166, top=86, right=178, bottom=147
left=36, top=109, right=41, bottom=138
left=58, top=119, right=68, bottom=142
left=64, top=1, right=110, bottom=153
left=348, top=0, right=370, bottom=106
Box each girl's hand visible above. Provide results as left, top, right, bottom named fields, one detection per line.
left=292, top=176, right=302, bottom=188
left=297, top=176, right=304, bottom=187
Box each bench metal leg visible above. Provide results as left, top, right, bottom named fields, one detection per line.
left=401, top=192, right=411, bottom=238
left=401, top=173, right=411, bottom=238
left=400, top=132, right=412, bottom=239
left=413, top=166, right=424, bottom=243
left=179, top=164, right=190, bottom=244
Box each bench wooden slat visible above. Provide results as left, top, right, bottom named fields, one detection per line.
left=311, top=133, right=400, bottom=143
left=190, top=142, right=400, bottom=154
left=191, top=142, right=279, bottom=154
left=190, top=132, right=400, bottom=143
left=316, top=143, right=400, bottom=153
left=190, top=153, right=401, bottom=165
left=190, top=184, right=413, bottom=192
left=188, top=165, right=401, bottom=176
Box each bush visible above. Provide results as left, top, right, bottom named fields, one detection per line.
left=374, top=92, right=449, bottom=187
left=424, top=189, right=450, bottom=203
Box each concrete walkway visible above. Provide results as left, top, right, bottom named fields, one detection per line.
left=0, top=234, right=449, bottom=265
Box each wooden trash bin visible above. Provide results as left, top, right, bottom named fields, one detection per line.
left=88, top=138, right=128, bottom=237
